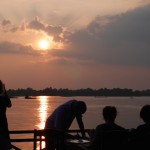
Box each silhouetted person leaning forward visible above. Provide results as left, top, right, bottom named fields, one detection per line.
left=45, top=99, right=87, bottom=150
left=0, top=80, right=12, bottom=150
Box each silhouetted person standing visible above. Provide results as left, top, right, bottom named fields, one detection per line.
left=0, top=80, right=12, bottom=149
left=90, top=106, right=127, bottom=150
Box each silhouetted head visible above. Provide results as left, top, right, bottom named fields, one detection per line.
left=140, top=105, right=150, bottom=124
left=103, top=106, right=117, bottom=123
left=72, top=101, right=87, bottom=115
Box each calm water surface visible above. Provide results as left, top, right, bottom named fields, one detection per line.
left=7, top=96, right=150, bottom=149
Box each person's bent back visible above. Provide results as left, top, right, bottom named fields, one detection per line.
left=45, top=100, right=87, bottom=149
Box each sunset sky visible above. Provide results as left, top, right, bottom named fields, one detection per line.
left=0, top=0, right=150, bottom=90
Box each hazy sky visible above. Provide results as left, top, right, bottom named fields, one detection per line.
left=0, top=0, right=150, bottom=90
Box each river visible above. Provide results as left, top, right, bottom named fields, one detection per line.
left=7, top=96, right=150, bottom=149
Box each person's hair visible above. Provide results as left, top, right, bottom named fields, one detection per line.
left=74, top=101, right=87, bottom=115
left=140, top=105, right=150, bottom=123
left=103, top=106, right=117, bottom=122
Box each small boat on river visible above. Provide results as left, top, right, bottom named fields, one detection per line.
left=25, top=95, right=36, bottom=99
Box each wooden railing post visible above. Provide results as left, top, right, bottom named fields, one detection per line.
left=33, top=129, right=37, bottom=150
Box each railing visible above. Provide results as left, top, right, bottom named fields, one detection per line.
left=10, top=130, right=36, bottom=150
left=9, top=129, right=150, bottom=150
left=9, top=129, right=93, bottom=150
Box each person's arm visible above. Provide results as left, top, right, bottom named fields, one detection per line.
left=0, top=83, right=5, bottom=96
left=3, top=84, right=12, bottom=108
left=76, top=115, right=86, bottom=138
left=4, top=91, right=12, bottom=107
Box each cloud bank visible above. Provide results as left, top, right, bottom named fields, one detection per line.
left=0, top=5, right=150, bottom=68
left=61, top=4, right=150, bottom=67
left=0, top=41, right=39, bottom=56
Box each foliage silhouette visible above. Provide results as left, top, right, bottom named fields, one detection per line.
left=7, top=87, right=150, bottom=97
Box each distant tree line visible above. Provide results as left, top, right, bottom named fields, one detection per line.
left=7, top=87, right=150, bottom=97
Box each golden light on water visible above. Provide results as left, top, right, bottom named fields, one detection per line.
left=38, top=96, right=48, bottom=129
left=37, top=96, right=49, bottom=149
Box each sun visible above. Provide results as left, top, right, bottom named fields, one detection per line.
left=38, top=39, right=50, bottom=50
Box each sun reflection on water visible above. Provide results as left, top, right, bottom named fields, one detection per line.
left=38, top=96, right=48, bottom=129
left=37, top=96, right=49, bottom=149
